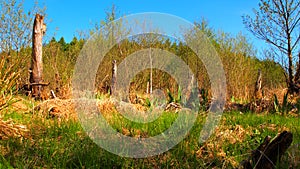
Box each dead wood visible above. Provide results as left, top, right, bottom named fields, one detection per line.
left=239, top=131, right=293, bottom=169
left=30, top=14, right=46, bottom=98
left=111, top=60, right=117, bottom=95
left=254, top=69, right=263, bottom=100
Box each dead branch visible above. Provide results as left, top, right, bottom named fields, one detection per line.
left=239, top=131, right=293, bottom=169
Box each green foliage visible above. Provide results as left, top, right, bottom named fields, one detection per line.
left=167, top=86, right=182, bottom=104
left=273, top=94, right=279, bottom=113
left=0, top=0, right=45, bottom=52
left=282, top=93, right=289, bottom=114
left=43, top=19, right=285, bottom=100
left=273, top=93, right=291, bottom=115
left=0, top=1, right=288, bottom=102
left=166, top=89, right=174, bottom=104
left=43, top=36, right=85, bottom=97
left=0, top=154, right=13, bottom=169
left=1, top=100, right=299, bottom=168
left=58, top=37, right=68, bottom=51
left=199, top=88, right=209, bottom=110
left=296, top=98, right=300, bottom=114
left=177, top=86, right=182, bottom=103
left=144, top=97, right=152, bottom=107
left=260, top=59, right=286, bottom=89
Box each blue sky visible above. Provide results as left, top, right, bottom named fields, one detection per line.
left=24, top=0, right=267, bottom=56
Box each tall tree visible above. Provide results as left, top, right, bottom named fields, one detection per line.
left=243, top=0, right=300, bottom=94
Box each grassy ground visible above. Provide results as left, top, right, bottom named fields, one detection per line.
left=0, top=97, right=299, bottom=168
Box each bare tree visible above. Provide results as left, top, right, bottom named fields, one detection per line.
left=243, top=0, right=300, bottom=94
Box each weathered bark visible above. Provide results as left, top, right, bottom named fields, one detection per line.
left=295, top=52, right=300, bottom=82
left=239, top=131, right=293, bottom=169
left=185, top=74, right=195, bottom=102
left=111, top=60, right=117, bottom=95
left=149, top=48, right=153, bottom=94
left=287, top=51, right=299, bottom=94
left=146, top=81, right=150, bottom=94
left=254, top=69, right=262, bottom=100
left=293, top=52, right=300, bottom=93
left=30, top=14, right=46, bottom=98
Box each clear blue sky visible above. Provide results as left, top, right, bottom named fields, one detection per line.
left=24, top=0, right=267, bottom=57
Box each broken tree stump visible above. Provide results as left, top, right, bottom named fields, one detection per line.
left=254, top=69, right=263, bottom=100
left=30, top=14, right=46, bottom=98
left=239, top=131, right=293, bottom=169
left=111, top=60, right=117, bottom=95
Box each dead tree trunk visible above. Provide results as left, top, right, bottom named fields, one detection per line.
left=149, top=48, right=153, bottom=94
left=146, top=81, right=150, bottom=94
left=254, top=69, right=262, bottom=100
left=239, top=131, right=293, bottom=169
left=30, top=14, right=46, bottom=98
left=111, top=60, right=117, bottom=95
left=293, top=52, right=300, bottom=93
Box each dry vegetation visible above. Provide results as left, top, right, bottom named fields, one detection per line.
left=0, top=0, right=300, bottom=168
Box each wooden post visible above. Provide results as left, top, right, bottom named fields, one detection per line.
left=30, top=14, right=46, bottom=98
left=111, top=60, right=117, bottom=95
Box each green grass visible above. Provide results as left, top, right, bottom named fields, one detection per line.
left=0, top=99, right=299, bottom=168
left=222, top=111, right=300, bottom=167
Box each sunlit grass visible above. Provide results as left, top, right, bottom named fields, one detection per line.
left=0, top=98, right=299, bottom=168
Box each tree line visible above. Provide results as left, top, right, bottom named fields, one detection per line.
left=1, top=0, right=298, bottom=105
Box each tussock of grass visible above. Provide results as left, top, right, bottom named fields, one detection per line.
left=34, top=98, right=77, bottom=120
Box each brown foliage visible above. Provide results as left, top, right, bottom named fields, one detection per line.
left=0, top=117, right=29, bottom=140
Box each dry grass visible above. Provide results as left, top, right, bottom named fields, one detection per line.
left=0, top=96, right=298, bottom=168
left=196, top=120, right=253, bottom=168
left=0, top=117, right=29, bottom=141
left=263, top=88, right=288, bottom=102
left=34, top=98, right=77, bottom=121
left=0, top=54, right=23, bottom=111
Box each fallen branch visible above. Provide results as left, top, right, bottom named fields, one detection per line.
left=28, top=82, right=50, bottom=86
left=239, top=131, right=293, bottom=169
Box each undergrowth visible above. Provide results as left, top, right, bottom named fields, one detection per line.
left=0, top=97, right=299, bottom=168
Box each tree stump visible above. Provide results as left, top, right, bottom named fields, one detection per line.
left=239, top=131, right=293, bottom=169
left=30, top=14, right=46, bottom=98
left=254, top=69, right=262, bottom=100
left=111, top=60, right=117, bottom=95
